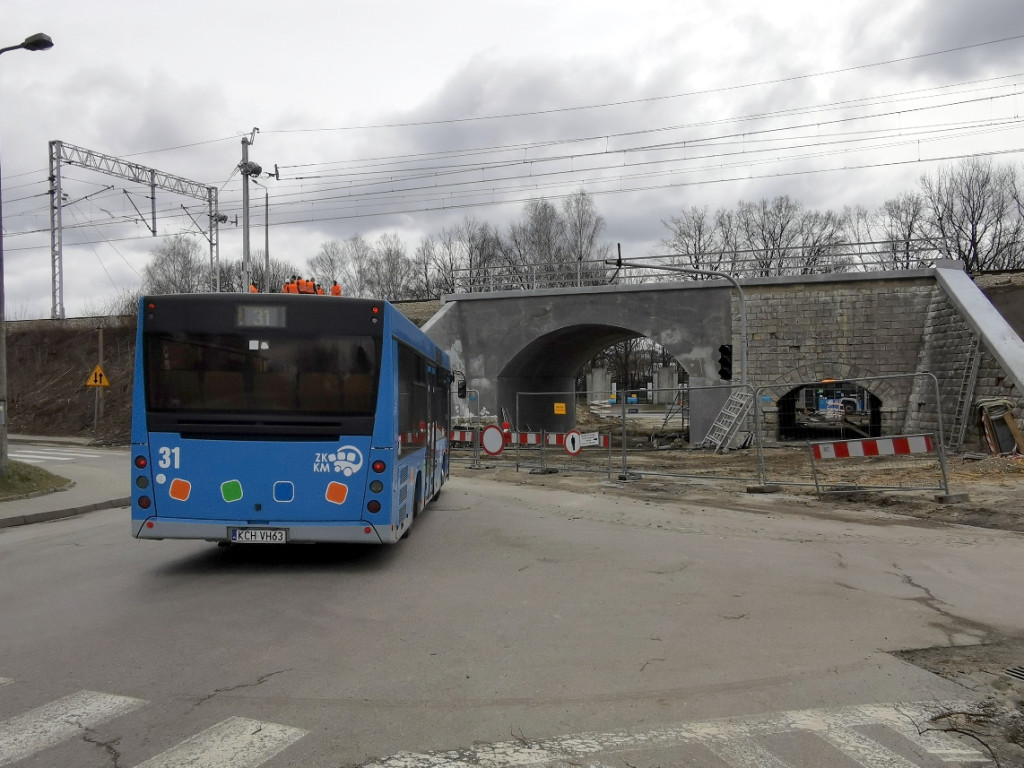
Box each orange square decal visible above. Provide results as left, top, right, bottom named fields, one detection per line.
left=325, top=482, right=349, bottom=505
left=169, top=478, right=192, bottom=501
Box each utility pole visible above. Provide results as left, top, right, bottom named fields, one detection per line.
left=264, top=190, right=270, bottom=292
left=95, top=326, right=103, bottom=432
left=238, top=127, right=262, bottom=292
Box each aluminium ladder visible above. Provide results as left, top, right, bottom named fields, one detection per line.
left=701, top=390, right=753, bottom=452
left=946, top=336, right=981, bottom=450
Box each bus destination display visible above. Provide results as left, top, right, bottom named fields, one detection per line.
left=236, top=305, right=286, bottom=328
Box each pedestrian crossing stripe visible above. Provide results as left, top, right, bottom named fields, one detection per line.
left=0, top=689, right=307, bottom=768
left=361, top=700, right=989, bottom=768
left=8, top=450, right=109, bottom=464
left=0, top=690, right=146, bottom=766
left=134, top=717, right=308, bottom=768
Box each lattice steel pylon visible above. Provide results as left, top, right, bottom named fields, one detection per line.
left=48, top=140, right=220, bottom=319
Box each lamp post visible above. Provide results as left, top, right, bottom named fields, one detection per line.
left=0, top=33, right=54, bottom=479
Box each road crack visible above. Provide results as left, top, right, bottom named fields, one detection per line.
left=889, top=564, right=997, bottom=645
left=76, top=721, right=123, bottom=768
left=191, top=668, right=291, bottom=709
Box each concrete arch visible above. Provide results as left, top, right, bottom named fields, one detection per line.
left=424, top=282, right=733, bottom=432
left=498, top=323, right=641, bottom=431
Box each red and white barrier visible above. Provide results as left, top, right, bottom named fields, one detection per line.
left=448, top=430, right=610, bottom=448
left=811, top=434, right=934, bottom=460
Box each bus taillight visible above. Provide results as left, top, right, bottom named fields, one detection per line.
left=134, top=456, right=147, bottom=469
left=367, top=500, right=381, bottom=513
left=138, top=496, right=151, bottom=510
left=372, top=460, right=386, bottom=473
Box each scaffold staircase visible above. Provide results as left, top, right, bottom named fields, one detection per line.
left=701, top=390, right=753, bottom=452
left=947, top=335, right=981, bottom=450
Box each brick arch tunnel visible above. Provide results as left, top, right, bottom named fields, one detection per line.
left=498, top=324, right=642, bottom=432
left=776, top=381, right=883, bottom=440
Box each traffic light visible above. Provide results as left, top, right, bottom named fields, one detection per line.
left=457, top=379, right=467, bottom=398
left=717, top=344, right=733, bottom=381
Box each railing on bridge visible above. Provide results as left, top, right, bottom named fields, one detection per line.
left=449, top=240, right=943, bottom=293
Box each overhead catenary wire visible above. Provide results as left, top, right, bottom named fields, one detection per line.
left=2, top=35, right=1023, bottom=257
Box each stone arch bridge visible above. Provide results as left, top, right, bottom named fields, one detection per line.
left=423, top=262, right=1024, bottom=446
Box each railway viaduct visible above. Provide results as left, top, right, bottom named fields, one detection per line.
left=423, top=261, right=1024, bottom=447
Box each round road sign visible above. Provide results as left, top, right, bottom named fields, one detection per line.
left=481, top=424, right=505, bottom=456
left=564, top=429, right=583, bottom=456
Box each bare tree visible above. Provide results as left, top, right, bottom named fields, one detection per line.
left=247, top=252, right=302, bottom=292
left=82, top=288, right=143, bottom=317
left=737, top=196, right=803, bottom=276
left=143, top=234, right=210, bottom=294
left=525, top=199, right=569, bottom=284
left=920, top=157, right=1024, bottom=273
left=660, top=205, right=725, bottom=277
left=412, top=235, right=437, bottom=298
left=308, top=240, right=347, bottom=289
left=331, top=235, right=374, bottom=297
left=875, top=192, right=929, bottom=270
left=562, top=189, right=610, bottom=285
left=365, top=232, right=415, bottom=300
left=796, top=208, right=848, bottom=274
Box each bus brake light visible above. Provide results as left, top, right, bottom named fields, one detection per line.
left=134, top=456, right=147, bottom=469
left=372, top=460, right=386, bottom=473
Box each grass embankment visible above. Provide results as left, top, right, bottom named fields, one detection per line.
left=0, top=461, right=70, bottom=500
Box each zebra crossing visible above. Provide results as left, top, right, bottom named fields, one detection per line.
left=0, top=678, right=996, bottom=767
left=7, top=446, right=117, bottom=465
left=0, top=679, right=307, bottom=767
left=362, top=699, right=993, bottom=768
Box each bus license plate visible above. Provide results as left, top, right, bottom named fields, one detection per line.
left=230, top=528, right=287, bottom=544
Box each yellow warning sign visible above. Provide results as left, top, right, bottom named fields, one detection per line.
left=553, top=402, right=566, bottom=415
left=86, top=365, right=110, bottom=387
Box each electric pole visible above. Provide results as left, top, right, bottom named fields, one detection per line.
left=239, top=127, right=262, bottom=292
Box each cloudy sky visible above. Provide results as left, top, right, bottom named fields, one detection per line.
left=2, top=0, right=1023, bottom=318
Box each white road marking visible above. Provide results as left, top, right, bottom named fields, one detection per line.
left=362, top=700, right=988, bottom=768
left=0, top=689, right=146, bottom=766
left=132, top=716, right=308, bottom=768
left=8, top=449, right=108, bottom=464
left=701, top=735, right=793, bottom=768
left=857, top=703, right=992, bottom=762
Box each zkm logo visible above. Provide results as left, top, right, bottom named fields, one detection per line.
left=313, top=445, right=364, bottom=476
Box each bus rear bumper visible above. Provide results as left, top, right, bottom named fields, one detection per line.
left=132, top=517, right=385, bottom=544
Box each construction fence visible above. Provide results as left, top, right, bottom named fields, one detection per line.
left=450, top=373, right=955, bottom=496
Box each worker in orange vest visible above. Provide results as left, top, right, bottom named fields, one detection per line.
left=316, top=283, right=325, bottom=295
left=330, top=281, right=342, bottom=296
left=282, top=277, right=298, bottom=293
left=249, top=282, right=258, bottom=293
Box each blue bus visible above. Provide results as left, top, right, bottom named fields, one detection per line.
left=130, top=293, right=451, bottom=544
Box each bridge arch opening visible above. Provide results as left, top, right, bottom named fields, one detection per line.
left=496, top=324, right=687, bottom=432
left=777, top=381, right=882, bottom=441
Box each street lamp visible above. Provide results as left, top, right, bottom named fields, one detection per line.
left=0, top=33, right=54, bottom=479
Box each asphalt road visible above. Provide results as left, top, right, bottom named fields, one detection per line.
left=1, top=464, right=1021, bottom=767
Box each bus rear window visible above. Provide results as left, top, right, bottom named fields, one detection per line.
left=145, top=332, right=380, bottom=415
